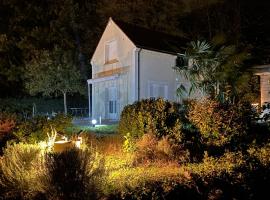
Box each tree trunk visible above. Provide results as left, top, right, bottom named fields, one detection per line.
left=63, top=92, right=67, bottom=115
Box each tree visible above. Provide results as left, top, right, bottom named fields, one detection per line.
left=24, top=47, right=85, bottom=114
left=174, top=40, right=256, bottom=103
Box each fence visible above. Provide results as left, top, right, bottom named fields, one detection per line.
left=69, top=108, right=89, bottom=117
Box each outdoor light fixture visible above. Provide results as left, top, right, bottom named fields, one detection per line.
left=91, top=119, right=97, bottom=127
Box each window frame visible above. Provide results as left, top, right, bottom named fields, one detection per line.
left=148, top=80, right=168, bottom=99
left=104, top=39, right=118, bottom=64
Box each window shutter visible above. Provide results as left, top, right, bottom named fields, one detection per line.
left=105, top=40, right=117, bottom=62
left=153, top=84, right=159, bottom=98
left=105, top=88, right=109, bottom=115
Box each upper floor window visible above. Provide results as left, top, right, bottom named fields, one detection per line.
left=105, top=40, right=117, bottom=63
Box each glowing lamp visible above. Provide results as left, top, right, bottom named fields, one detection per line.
left=91, top=119, right=97, bottom=125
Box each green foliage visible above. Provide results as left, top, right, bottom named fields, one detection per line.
left=0, top=97, right=64, bottom=116
left=247, top=143, right=270, bottom=167
left=123, top=132, right=136, bottom=153
left=0, top=98, right=32, bottom=116
left=119, top=98, right=182, bottom=142
left=13, top=114, right=72, bottom=143
left=174, top=40, right=255, bottom=103
left=24, top=47, right=85, bottom=114
left=0, top=143, right=45, bottom=199
left=44, top=147, right=104, bottom=200
left=25, top=47, right=84, bottom=97
left=188, top=151, right=245, bottom=178
left=188, top=99, right=253, bottom=147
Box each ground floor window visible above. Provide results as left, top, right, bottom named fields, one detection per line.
left=109, top=100, right=117, bottom=113
left=148, top=81, right=168, bottom=99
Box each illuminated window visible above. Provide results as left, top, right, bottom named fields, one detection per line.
left=105, top=40, right=117, bottom=63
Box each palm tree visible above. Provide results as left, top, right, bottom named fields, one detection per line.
left=174, top=40, right=250, bottom=103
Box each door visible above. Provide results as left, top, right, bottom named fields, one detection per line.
left=107, top=87, right=118, bottom=120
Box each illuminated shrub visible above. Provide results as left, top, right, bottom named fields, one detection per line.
left=13, top=113, right=72, bottom=143
left=188, top=99, right=253, bottom=147
left=119, top=98, right=182, bottom=141
left=44, top=148, right=104, bottom=200
left=123, top=132, right=136, bottom=153
left=0, top=143, right=45, bottom=199
left=134, top=133, right=189, bottom=164
left=248, top=143, right=270, bottom=167
left=134, top=133, right=159, bottom=163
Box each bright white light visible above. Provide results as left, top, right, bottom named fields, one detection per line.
left=91, top=119, right=97, bottom=125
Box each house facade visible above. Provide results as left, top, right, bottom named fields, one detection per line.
left=253, top=65, right=270, bottom=105
left=87, top=18, right=196, bottom=120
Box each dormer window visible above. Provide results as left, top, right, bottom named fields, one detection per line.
left=105, top=40, right=117, bottom=63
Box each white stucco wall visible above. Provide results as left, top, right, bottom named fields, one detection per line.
left=91, top=19, right=136, bottom=76
left=139, top=49, right=181, bottom=101
left=260, top=74, right=270, bottom=105
left=90, top=19, right=136, bottom=119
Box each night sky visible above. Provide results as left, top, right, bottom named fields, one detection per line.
left=0, top=0, right=270, bottom=97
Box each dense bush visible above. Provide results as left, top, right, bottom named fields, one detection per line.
left=0, top=143, right=45, bottom=199
left=188, top=99, right=253, bottom=147
left=0, top=97, right=64, bottom=116
left=119, top=98, right=182, bottom=142
left=44, top=148, right=104, bottom=200
left=0, top=113, right=16, bottom=134
left=0, top=113, right=17, bottom=155
left=0, top=143, right=104, bottom=200
left=243, top=143, right=270, bottom=200
left=13, top=113, right=72, bottom=143
left=107, top=178, right=200, bottom=200
left=134, top=133, right=189, bottom=164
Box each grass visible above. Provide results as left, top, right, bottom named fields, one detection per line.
left=66, top=124, right=118, bottom=135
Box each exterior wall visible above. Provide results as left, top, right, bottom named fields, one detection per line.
left=260, top=74, right=270, bottom=105
left=139, top=49, right=191, bottom=101
left=91, top=19, right=136, bottom=120
left=92, top=74, right=129, bottom=119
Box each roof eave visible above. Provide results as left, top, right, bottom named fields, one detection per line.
left=136, top=45, right=181, bottom=56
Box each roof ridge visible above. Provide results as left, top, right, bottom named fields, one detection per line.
left=112, top=18, right=186, bottom=40
left=111, top=18, right=188, bottom=55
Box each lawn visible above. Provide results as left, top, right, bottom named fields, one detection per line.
left=66, top=124, right=118, bottom=135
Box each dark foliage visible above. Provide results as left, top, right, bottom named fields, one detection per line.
left=0, top=113, right=16, bottom=155
left=43, top=148, right=103, bottom=200
left=106, top=179, right=201, bottom=200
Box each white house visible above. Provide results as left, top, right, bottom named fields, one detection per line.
left=253, top=65, right=270, bottom=105
left=87, top=18, right=196, bottom=121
